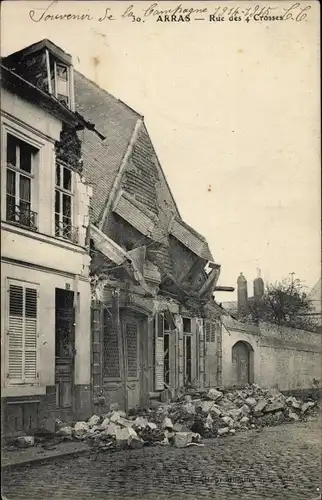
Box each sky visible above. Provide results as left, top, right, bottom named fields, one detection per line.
left=1, top=1, right=320, bottom=301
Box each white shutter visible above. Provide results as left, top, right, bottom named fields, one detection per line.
left=24, top=288, right=38, bottom=381
left=205, top=319, right=218, bottom=388
left=7, top=281, right=38, bottom=384
left=154, top=313, right=164, bottom=390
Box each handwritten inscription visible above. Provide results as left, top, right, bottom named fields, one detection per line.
left=28, top=1, right=313, bottom=24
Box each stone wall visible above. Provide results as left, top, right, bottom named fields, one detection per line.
left=221, top=317, right=321, bottom=391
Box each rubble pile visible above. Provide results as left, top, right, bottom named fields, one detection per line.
left=54, top=384, right=319, bottom=452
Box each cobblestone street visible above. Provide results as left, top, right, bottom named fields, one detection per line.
left=2, top=418, right=321, bottom=500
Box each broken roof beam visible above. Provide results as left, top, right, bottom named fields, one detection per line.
left=89, top=224, right=128, bottom=266
left=215, top=286, right=235, bottom=292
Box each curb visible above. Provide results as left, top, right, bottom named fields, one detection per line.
left=1, top=446, right=90, bottom=471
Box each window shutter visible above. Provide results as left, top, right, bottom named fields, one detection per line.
left=154, top=313, right=164, bottom=390
left=175, top=314, right=184, bottom=387
left=8, top=284, right=24, bottom=382
left=24, top=288, right=37, bottom=381
left=8, top=282, right=38, bottom=384
left=204, top=319, right=218, bottom=388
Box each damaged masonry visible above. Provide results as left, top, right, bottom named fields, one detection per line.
left=49, top=384, right=318, bottom=454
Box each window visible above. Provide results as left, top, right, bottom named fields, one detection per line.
left=183, top=335, right=192, bottom=384
left=183, top=317, right=192, bottom=333
left=7, top=280, right=38, bottom=384
left=49, top=56, right=70, bottom=107
left=6, top=134, right=38, bottom=230
left=55, top=163, right=77, bottom=242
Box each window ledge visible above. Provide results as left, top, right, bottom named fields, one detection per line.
left=2, top=385, right=47, bottom=398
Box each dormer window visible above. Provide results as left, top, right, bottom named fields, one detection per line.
left=3, top=39, right=75, bottom=111
left=48, top=54, right=72, bottom=109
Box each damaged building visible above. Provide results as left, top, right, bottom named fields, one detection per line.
left=1, top=38, right=233, bottom=430
left=75, top=69, right=227, bottom=412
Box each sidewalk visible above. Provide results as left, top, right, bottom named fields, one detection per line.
left=1, top=440, right=90, bottom=470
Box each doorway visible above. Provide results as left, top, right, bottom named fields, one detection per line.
left=232, top=341, right=253, bottom=385
left=55, top=288, right=75, bottom=413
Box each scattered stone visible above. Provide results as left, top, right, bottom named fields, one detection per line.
left=221, top=416, right=233, bottom=426
left=211, top=405, right=222, bottom=417
left=264, top=401, right=285, bottom=413
left=51, top=384, right=318, bottom=453
left=217, top=427, right=229, bottom=436
left=100, top=417, right=110, bottom=430
left=173, top=423, right=191, bottom=432
left=110, top=411, right=127, bottom=423
left=228, top=409, right=242, bottom=420
left=87, top=415, right=100, bottom=428
left=115, top=426, right=137, bottom=449
left=16, top=436, right=35, bottom=448
left=74, top=421, right=90, bottom=438
left=183, top=402, right=195, bottom=415
left=205, top=414, right=213, bottom=429
left=301, top=401, right=315, bottom=413
left=102, top=422, right=119, bottom=437
left=240, top=404, right=251, bottom=415
left=174, top=432, right=193, bottom=448
left=128, top=435, right=144, bottom=449
left=162, top=418, right=173, bottom=430
left=56, top=426, right=73, bottom=437
left=208, top=389, right=223, bottom=401
left=245, top=397, right=257, bottom=407
left=200, top=401, right=215, bottom=413
left=254, top=399, right=268, bottom=413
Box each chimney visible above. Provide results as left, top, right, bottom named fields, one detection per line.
left=253, top=268, right=264, bottom=301
left=237, top=272, right=249, bottom=315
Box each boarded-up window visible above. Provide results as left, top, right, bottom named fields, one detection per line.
left=7, top=280, right=38, bottom=384
left=103, top=311, right=120, bottom=379
left=125, top=322, right=138, bottom=378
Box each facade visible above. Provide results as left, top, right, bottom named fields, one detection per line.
left=73, top=68, right=225, bottom=411
left=1, top=40, right=93, bottom=436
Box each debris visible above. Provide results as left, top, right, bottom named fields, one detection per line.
left=128, top=435, right=144, bottom=449
left=217, top=427, right=229, bottom=436
left=16, top=436, right=35, bottom=448
left=205, top=414, right=213, bottom=429
left=162, top=418, right=173, bottom=430
left=253, top=399, right=268, bottom=413
left=301, top=401, right=315, bottom=413
left=56, top=426, right=73, bottom=437
left=174, top=432, right=193, bottom=448
left=87, top=415, right=101, bottom=428
left=245, top=397, right=257, bottom=407
left=264, top=401, right=285, bottom=413
left=53, top=383, right=319, bottom=454
left=74, top=422, right=90, bottom=438
left=208, top=389, right=223, bottom=401
left=110, top=411, right=127, bottom=423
